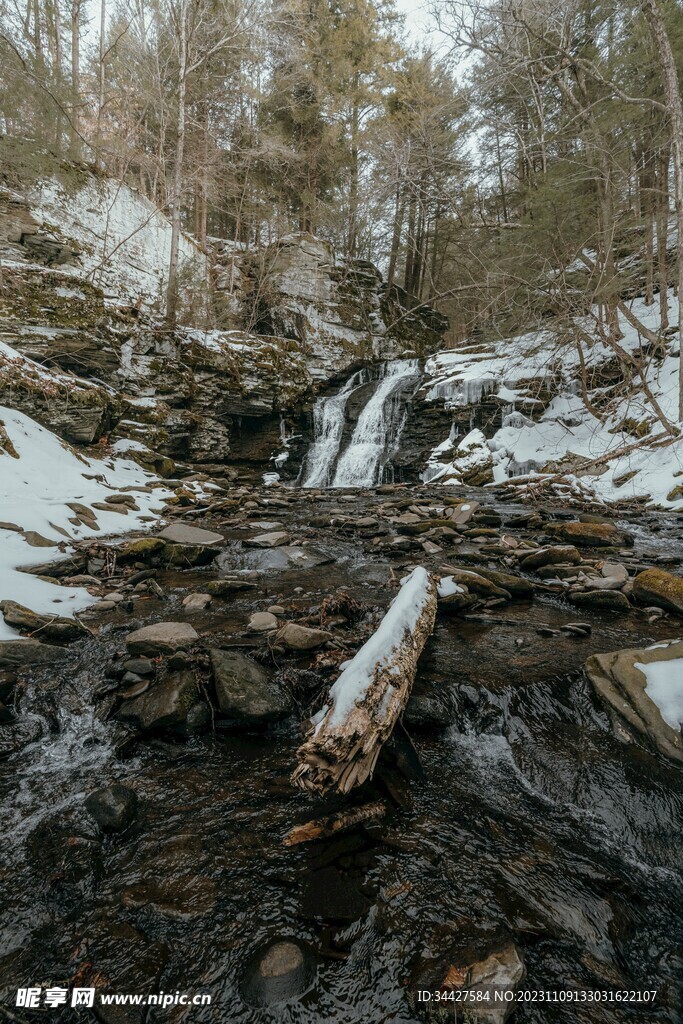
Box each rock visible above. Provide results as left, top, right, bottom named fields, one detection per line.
left=632, top=567, right=683, bottom=615
left=569, top=590, right=631, bottom=612
left=578, top=575, right=625, bottom=591
left=206, top=578, right=258, bottom=596
left=182, top=593, right=212, bottom=611
left=157, top=523, right=224, bottom=546
left=122, top=874, right=217, bottom=920
left=443, top=944, right=525, bottom=1023
left=245, top=531, right=291, bottom=548
left=547, top=521, right=632, bottom=547
left=0, top=717, right=43, bottom=760
left=0, top=600, right=89, bottom=642
left=122, top=657, right=155, bottom=676
left=117, top=670, right=202, bottom=732
left=276, top=622, right=333, bottom=650
left=248, top=611, right=279, bottom=632
left=125, top=621, right=198, bottom=656
left=119, top=537, right=166, bottom=562
left=85, top=783, right=138, bottom=833
left=267, top=605, right=285, bottom=615
left=0, top=639, right=70, bottom=668
left=439, top=567, right=510, bottom=599
left=162, top=542, right=218, bottom=567
left=219, top=546, right=332, bottom=572
left=241, top=940, right=316, bottom=1008
left=447, top=500, right=480, bottom=525
left=519, top=545, right=581, bottom=571
left=585, top=639, right=683, bottom=762
left=209, top=649, right=292, bottom=723
left=601, top=562, right=629, bottom=582
left=472, top=568, right=535, bottom=599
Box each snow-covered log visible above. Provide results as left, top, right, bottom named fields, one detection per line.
left=292, top=567, right=437, bottom=796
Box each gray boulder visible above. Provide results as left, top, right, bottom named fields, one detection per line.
left=125, top=621, right=198, bottom=656
left=117, top=670, right=202, bottom=732
left=85, top=784, right=138, bottom=833
left=209, top=649, right=291, bottom=724
left=157, top=523, right=224, bottom=546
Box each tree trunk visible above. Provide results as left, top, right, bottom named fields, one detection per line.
left=70, top=0, right=80, bottom=156
left=387, top=178, right=405, bottom=289
left=642, top=0, right=683, bottom=420
left=347, top=83, right=360, bottom=257
left=96, top=0, right=106, bottom=164
left=292, top=568, right=437, bottom=797
left=166, top=0, right=188, bottom=328
left=657, top=145, right=670, bottom=331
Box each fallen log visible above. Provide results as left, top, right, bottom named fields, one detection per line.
left=292, top=566, right=437, bottom=796
left=283, top=801, right=387, bottom=846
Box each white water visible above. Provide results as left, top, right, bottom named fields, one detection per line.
left=331, top=359, right=420, bottom=487
left=302, top=369, right=370, bottom=487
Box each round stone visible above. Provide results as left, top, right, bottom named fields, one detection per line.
left=241, top=940, right=316, bottom=1007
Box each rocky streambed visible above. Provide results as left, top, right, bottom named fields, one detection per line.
left=1, top=482, right=682, bottom=1023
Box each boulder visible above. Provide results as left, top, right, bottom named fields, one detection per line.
left=632, top=567, right=683, bottom=615
left=569, top=590, right=630, bottom=612
left=218, top=546, right=332, bottom=572
left=85, top=784, right=138, bottom=833
left=547, top=521, right=632, bottom=547
left=0, top=639, right=70, bottom=668
left=248, top=611, right=279, bottom=633
left=119, top=538, right=166, bottom=562
left=519, top=545, right=581, bottom=571
left=585, top=639, right=683, bottom=762
left=157, top=523, right=224, bottom=546
left=0, top=601, right=89, bottom=642
left=276, top=623, right=333, bottom=650
left=125, top=621, right=198, bottom=656
left=241, top=940, right=316, bottom=1008
left=182, top=593, right=212, bottom=611
left=209, top=649, right=292, bottom=723
left=116, top=670, right=202, bottom=732
left=472, top=568, right=535, bottom=599
left=439, top=567, right=510, bottom=600
left=206, top=578, right=258, bottom=596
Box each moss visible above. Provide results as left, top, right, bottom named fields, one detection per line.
left=119, top=538, right=166, bottom=561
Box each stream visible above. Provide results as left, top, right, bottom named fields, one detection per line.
left=1, top=485, right=682, bottom=1023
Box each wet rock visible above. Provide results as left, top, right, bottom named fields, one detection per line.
left=220, top=545, right=332, bottom=572
left=157, top=523, right=224, bottom=546
left=209, top=649, right=292, bottom=723
left=125, top=621, right=198, bottom=655
left=80, top=922, right=168, bottom=1024
left=411, top=941, right=525, bottom=1024
left=0, top=600, right=89, bottom=642
left=632, top=567, right=683, bottom=615
left=447, top=500, right=479, bottom=524
left=248, top=611, right=278, bottom=632
left=162, top=542, right=218, bottom=567
left=182, top=592, right=212, bottom=611
left=207, top=578, right=258, bottom=596
left=245, top=531, right=291, bottom=548
left=121, top=874, right=217, bottom=919
left=85, top=783, right=138, bottom=833
left=122, top=657, right=155, bottom=676
left=585, top=639, right=683, bottom=762
left=439, top=567, right=510, bottom=600
left=519, top=545, right=581, bottom=571
left=547, top=521, right=633, bottom=547
left=0, top=639, right=70, bottom=668
left=601, top=562, right=629, bottom=582
left=473, top=568, right=535, bottom=599
left=0, top=717, right=43, bottom=760
left=241, top=940, right=316, bottom=1008
left=569, top=590, right=630, bottom=612
left=276, top=622, right=332, bottom=650
left=116, top=670, right=202, bottom=732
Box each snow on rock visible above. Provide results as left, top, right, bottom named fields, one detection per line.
left=635, top=645, right=683, bottom=732
left=421, top=290, right=683, bottom=508
left=319, top=566, right=434, bottom=731
left=0, top=406, right=170, bottom=640
left=424, top=428, right=493, bottom=486
left=28, top=177, right=206, bottom=309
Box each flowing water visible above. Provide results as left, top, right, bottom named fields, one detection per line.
left=303, top=361, right=420, bottom=489
left=1, top=490, right=682, bottom=1023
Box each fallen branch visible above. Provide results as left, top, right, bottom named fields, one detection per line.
left=283, top=801, right=387, bottom=846
left=292, top=567, right=437, bottom=797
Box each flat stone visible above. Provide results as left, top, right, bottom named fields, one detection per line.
left=548, top=521, right=632, bottom=547
left=157, top=523, right=224, bottom=546
left=241, top=940, right=316, bottom=1007
left=585, top=639, right=683, bottom=762
left=207, top=578, right=258, bottom=596
left=519, top=545, right=581, bottom=571
left=276, top=622, right=332, bottom=650
left=182, top=593, right=212, bottom=611
left=245, top=531, right=291, bottom=548
left=601, top=562, right=629, bottom=582
left=125, top=621, right=198, bottom=655
left=210, top=649, right=292, bottom=723
left=0, top=639, right=70, bottom=668
left=0, top=601, right=89, bottom=642
left=117, top=670, right=202, bottom=732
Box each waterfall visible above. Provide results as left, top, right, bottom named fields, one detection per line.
left=301, top=368, right=370, bottom=487
left=331, top=359, right=420, bottom=488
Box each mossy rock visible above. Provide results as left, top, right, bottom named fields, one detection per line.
left=162, top=543, right=218, bottom=567
left=119, top=538, right=167, bottom=562
left=632, top=567, right=683, bottom=615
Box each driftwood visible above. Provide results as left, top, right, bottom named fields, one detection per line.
left=292, top=567, right=437, bottom=797
left=283, top=801, right=387, bottom=846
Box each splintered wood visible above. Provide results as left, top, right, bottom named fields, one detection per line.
left=283, top=801, right=387, bottom=845
left=292, top=567, right=437, bottom=797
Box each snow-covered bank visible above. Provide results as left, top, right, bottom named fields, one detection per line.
left=0, top=407, right=170, bottom=640
left=422, top=291, right=683, bottom=509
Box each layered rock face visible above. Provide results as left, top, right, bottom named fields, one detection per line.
left=0, top=170, right=447, bottom=476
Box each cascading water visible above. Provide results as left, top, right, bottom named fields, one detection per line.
left=331, top=359, right=420, bottom=487
left=301, top=368, right=370, bottom=487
